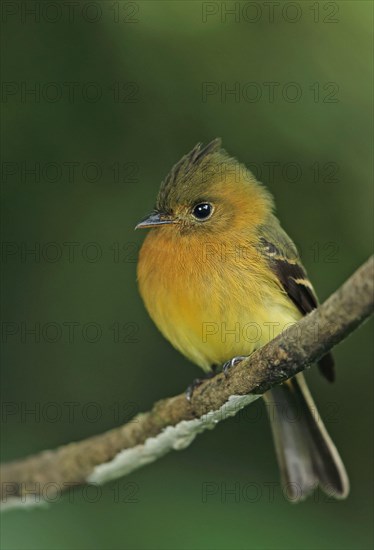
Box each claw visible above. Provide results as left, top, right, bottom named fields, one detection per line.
left=185, top=366, right=218, bottom=402
left=222, top=355, right=247, bottom=378
left=186, top=378, right=203, bottom=402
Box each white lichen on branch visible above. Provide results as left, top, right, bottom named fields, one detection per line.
left=1, top=256, right=373, bottom=512
left=88, top=394, right=258, bottom=484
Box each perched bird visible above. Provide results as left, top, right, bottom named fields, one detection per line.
left=136, top=138, right=349, bottom=502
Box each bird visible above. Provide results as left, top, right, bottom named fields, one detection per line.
left=135, top=138, right=349, bottom=502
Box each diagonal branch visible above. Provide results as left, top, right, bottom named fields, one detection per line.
left=1, top=256, right=373, bottom=511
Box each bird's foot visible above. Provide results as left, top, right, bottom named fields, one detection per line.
left=222, top=356, right=247, bottom=378
left=186, top=366, right=218, bottom=402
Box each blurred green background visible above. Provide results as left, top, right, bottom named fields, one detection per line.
left=1, top=1, right=373, bottom=549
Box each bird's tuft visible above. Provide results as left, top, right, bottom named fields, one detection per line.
left=155, top=138, right=273, bottom=217
left=156, top=138, right=225, bottom=212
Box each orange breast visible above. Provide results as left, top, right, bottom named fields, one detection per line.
left=137, top=227, right=300, bottom=371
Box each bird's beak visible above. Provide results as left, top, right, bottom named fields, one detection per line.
left=135, top=212, right=176, bottom=230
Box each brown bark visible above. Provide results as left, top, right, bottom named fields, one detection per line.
left=1, top=256, right=373, bottom=505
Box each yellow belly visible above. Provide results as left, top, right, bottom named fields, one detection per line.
left=137, top=229, right=301, bottom=372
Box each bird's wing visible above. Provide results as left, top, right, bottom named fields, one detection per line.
left=257, top=220, right=335, bottom=382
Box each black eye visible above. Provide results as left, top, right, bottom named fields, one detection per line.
left=192, top=202, right=213, bottom=220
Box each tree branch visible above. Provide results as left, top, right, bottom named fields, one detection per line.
left=1, top=256, right=373, bottom=511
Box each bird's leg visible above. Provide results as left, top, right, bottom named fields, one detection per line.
left=186, top=364, right=218, bottom=402
left=222, top=356, right=247, bottom=377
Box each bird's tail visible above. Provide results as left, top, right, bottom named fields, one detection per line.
left=263, top=373, right=350, bottom=502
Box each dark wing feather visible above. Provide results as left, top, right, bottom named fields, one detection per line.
left=258, top=222, right=335, bottom=382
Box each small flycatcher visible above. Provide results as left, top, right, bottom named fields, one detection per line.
left=136, top=139, right=349, bottom=502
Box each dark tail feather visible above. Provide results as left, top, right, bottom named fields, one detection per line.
left=264, top=373, right=349, bottom=502
left=318, top=352, right=335, bottom=382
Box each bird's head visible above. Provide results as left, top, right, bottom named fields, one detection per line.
left=136, top=138, right=274, bottom=237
